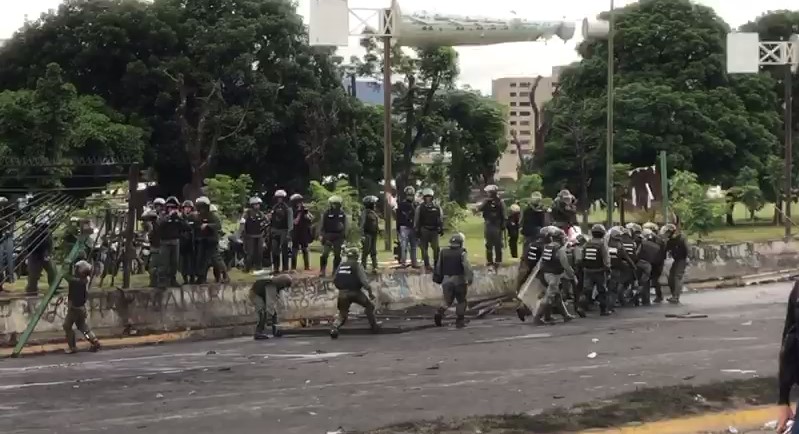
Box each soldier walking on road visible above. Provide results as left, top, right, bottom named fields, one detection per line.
left=142, top=201, right=161, bottom=287
left=536, top=226, right=576, bottom=324
left=432, top=233, right=473, bottom=329
left=479, top=184, right=506, bottom=267
left=607, top=226, right=636, bottom=311
left=414, top=188, right=443, bottom=271
left=521, top=192, right=547, bottom=254
left=642, top=222, right=666, bottom=302
left=360, top=195, right=380, bottom=272
left=635, top=228, right=662, bottom=306
left=180, top=200, right=197, bottom=284
left=576, top=224, right=611, bottom=316
left=270, top=190, right=293, bottom=273
left=241, top=196, right=266, bottom=272
left=249, top=272, right=292, bottom=340
left=395, top=186, right=419, bottom=268
left=290, top=194, right=313, bottom=271
left=662, top=223, right=689, bottom=304
left=63, top=260, right=101, bottom=354
left=319, top=196, right=347, bottom=277
left=329, top=247, right=379, bottom=339
left=157, top=196, right=184, bottom=288
left=506, top=203, right=521, bottom=259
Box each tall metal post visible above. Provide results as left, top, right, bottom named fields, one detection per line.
left=659, top=151, right=669, bottom=224
left=786, top=64, right=794, bottom=238
left=123, top=163, right=139, bottom=288
left=605, top=0, right=616, bottom=227
left=383, top=36, right=393, bottom=251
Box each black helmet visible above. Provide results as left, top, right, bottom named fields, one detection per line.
left=165, top=196, right=180, bottom=206
left=590, top=224, right=606, bottom=237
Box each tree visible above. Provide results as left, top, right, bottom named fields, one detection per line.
left=527, top=75, right=559, bottom=162
left=509, top=174, right=544, bottom=206
left=544, top=0, right=781, bottom=197
left=437, top=90, right=507, bottom=203
left=354, top=39, right=459, bottom=190
left=205, top=174, right=253, bottom=219
left=670, top=170, right=724, bottom=236
left=0, top=0, right=350, bottom=195
left=0, top=63, right=145, bottom=188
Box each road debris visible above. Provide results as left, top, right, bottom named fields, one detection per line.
left=155, top=393, right=164, bottom=399
left=591, top=338, right=599, bottom=343
left=727, top=426, right=738, bottom=433
left=721, top=369, right=757, bottom=375
left=665, top=313, right=708, bottom=319
left=206, top=350, right=217, bottom=355
left=741, top=321, right=753, bottom=326
left=587, top=352, right=597, bottom=359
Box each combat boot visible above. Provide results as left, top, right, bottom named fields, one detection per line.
left=455, top=316, right=466, bottom=329
left=434, top=310, right=443, bottom=327
left=271, top=315, right=282, bottom=337
left=89, top=340, right=101, bottom=352
left=254, top=332, right=270, bottom=340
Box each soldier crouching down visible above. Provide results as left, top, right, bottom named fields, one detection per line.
left=330, top=247, right=379, bottom=339
left=432, top=233, right=474, bottom=329
left=64, top=260, right=101, bottom=354
left=249, top=272, right=292, bottom=340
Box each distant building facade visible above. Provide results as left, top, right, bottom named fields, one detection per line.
left=342, top=77, right=384, bottom=105
left=491, top=68, right=562, bottom=181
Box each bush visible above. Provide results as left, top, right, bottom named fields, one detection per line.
left=205, top=174, right=253, bottom=219
left=442, top=201, right=467, bottom=232
left=509, top=174, right=544, bottom=206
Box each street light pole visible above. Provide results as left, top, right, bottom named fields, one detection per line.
left=785, top=63, right=794, bottom=239
left=605, top=0, right=616, bottom=228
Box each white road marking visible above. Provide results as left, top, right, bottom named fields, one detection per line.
left=474, top=333, right=551, bottom=343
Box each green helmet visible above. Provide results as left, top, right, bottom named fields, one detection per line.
left=625, top=222, right=642, bottom=235
left=660, top=223, right=677, bottom=237
left=328, top=195, right=343, bottom=204
left=608, top=226, right=624, bottom=239
left=590, top=224, right=606, bottom=237
left=403, top=186, right=416, bottom=196
left=642, top=222, right=659, bottom=232
left=530, top=192, right=543, bottom=204
left=422, top=188, right=434, bottom=197
left=449, top=232, right=465, bottom=246
left=345, top=246, right=360, bottom=258
left=363, top=195, right=378, bottom=204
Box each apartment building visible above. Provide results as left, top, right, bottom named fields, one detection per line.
left=492, top=69, right=561, bottom=181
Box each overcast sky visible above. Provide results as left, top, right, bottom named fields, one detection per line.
left=2, top=0, right=796, bottom=93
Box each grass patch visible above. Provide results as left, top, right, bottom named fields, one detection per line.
left=361, top=377, right=778, bottom=434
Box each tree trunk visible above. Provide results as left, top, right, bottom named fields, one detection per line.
left=398, top=76, right=416, bottom=191
left=774, top=199, right=784, bottom=225
left=619, top=196, right=626, bottom=226
left=725, top=210, right=735, bottom=226
left=750, top=209, right=755, bottom=221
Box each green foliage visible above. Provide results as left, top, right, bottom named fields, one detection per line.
left=205, top=174, right=253, bottom=219
left=732, top=166, right=765, bottom=221
left=0, top=63, right=145, bottom=188
left=508, top=174, right=544, bottom=206
left=308, top=179, right=362, bottom=243
left=670, top=170, right=724, bottom=236
left=441, top=201, right=467, bottom=232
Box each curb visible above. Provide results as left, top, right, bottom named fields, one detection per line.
left=1, top=321, right=438, bottom=358
left=578, top=406, right=778, bottom=434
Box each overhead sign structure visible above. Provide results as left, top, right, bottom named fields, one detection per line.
left=727, top=32, right=798, bottom=238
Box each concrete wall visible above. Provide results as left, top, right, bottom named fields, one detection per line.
left=0, top=266, right=516, bottom=344
left=2, top=238, right=798, bottom=345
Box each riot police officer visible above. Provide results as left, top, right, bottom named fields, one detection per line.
left=662, top=223, right=689, bottom=304
left=270, top=190, right=293, bottom=273
left=414, top=188, right=443, bottom=271
left=536, top=226, right=576, bottom=324
left=577, top=224, right=611, bottom=316
left=25, top=215, right=56, bottom=294
left=141, top=203, right=160, bottom=287
left=157, top=196, right=184, bottom=288
left=432, top=233, right=473, bottom=329
left=290, top=194, right=313, bottom=271
left=479, top=184, right=506, bottom=267
left=249, top=272, right=293, bottom=340
left=180, top=200, right=197, bottom=284
left=521, top=192, right=547, bottom=254
left=330, top=247, right=378, bottom=339
left=635, top=228, right=662, bottom=306
left=241, top=196, right=266, bottom=272
left=618, top=225, right=640, bottom=305
left=643, top=222, right=666, bottom=302
left=360, top=195, right=380, bottom=272
left=319, top=196, right=347, bottom=277
left=195, top=197, right=228, bottom=284
left=506, top=203, right=521, bottom=258
left=515, top=227, right=547, bottom=321
left=396, top=186, right=419, bottom=268
left=607, top=226, right=636, bottom=310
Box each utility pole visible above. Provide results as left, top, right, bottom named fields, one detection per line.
left=383, top=35, right=393, bottom=251
left=785, top=63, right=794, bottom=239
left=660, top=151, right=669, bottom=224
left=605, top=0, right=616, bottom=228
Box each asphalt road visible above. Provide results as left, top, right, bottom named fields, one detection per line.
left=0, top=282, right=792, bottom=434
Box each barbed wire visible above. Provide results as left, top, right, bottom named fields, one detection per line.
left=0, top=156, right=140, bottom=169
